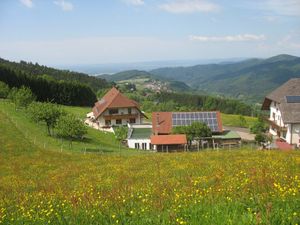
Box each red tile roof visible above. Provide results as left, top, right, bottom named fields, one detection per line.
left=151, top=135, right=187, bottom=145
left=152, top=112, right=172, bottom=134
left=152, top=111, right=223, bottom=134
left=92, top=87, right=141, bottom=119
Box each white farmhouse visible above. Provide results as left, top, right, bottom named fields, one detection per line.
left=91, top=87, right=147, bottom=127
left=262, top=78, right=300, bottom=147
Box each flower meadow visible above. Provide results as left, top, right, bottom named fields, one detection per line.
left=1, top=112, right=300, bottom=225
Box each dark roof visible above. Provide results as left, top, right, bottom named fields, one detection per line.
left=151, top=135, right=187, bottom=145
left=262, top=78, right=300, bottom=123
left=92, top=87, right=142, bottom=119
left=152, top=111, right=223, bottom=134
left=130, top=128, right=152, bottom=139
left=264, top=78, right=300, bottom=103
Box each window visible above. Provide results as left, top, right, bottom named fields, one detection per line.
left=116, top=119, right=122, bottom=124
left=135, top=143, right=140, bottom=149
left=128, top=108, right=132, bottom=114
left=109, top=108, right=118, bottom=114
left=105, top=120, right=111, bottom=126
left=142, top=143, right=147, bottom=150
left=272, top=112, right=275, bottom=120
left=129, top=118, right=136, bottom=124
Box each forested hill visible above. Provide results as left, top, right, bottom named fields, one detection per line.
left=150, top=54, right=300, bottom=103
left=98, top=70, right=192, bottom=92
left=0, top=58, right=110, bottom=92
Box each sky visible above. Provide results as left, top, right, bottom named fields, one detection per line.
left=0, top=0, right=299, bottom=66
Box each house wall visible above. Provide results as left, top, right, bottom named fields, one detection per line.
left=127, top=139, right=151, bottom=150
left=97, top=107, right=143, bottom=127
left=286, top=123, right=300, bottom=146
left=269, top=102, right=284, bottom=127
left=269, top=101, right=287, bottom=140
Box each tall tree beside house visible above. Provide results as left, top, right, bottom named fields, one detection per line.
left=27, top=102, right=65, bottom=136
left=55, top=114, right=87, bottom=148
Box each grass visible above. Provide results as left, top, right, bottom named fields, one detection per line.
left=0, top=100, right=136, bottom=154
left=0, top=100, right=300, bottom=224
left=221, top=113, right=258, bottom=128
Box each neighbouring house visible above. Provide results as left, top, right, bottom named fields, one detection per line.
left=212, top=130, right=241, bottom=148
left=262, top=78, right=300, bottom=148
left=127, top=111, right=241, bottom=151
left=151, top=134, right=187, bottom=152
left=152, top=111, right=223, bottom=135
left=127, top=124, right=152, bottom=150
left=90, top=87, right=147, bottom=128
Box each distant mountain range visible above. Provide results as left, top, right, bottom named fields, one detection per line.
left=100, top=54, right=300, bottom=103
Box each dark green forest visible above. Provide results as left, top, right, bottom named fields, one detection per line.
left=0, top=66, right=97, bottom=106
left=0, top=58, right=109, bottom=92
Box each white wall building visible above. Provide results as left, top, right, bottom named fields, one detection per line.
left=91, top=87, right=147, bottom=127
left=262, top=78, right=300, bottom=147
left=127, top=124, right=152, bottom=150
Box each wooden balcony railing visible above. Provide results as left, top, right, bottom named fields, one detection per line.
left=263, top=116, right=287, bottom=131
left=103, top=113, right=139, bottom=120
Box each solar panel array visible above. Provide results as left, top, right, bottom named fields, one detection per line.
left=172, top=112, right=220, bottom=132
left=286, top=95, right=300, bottom=103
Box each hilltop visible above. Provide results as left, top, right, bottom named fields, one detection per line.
left=99, top=70, right=192, bottom=92
left=150, top=54, right=300, bottom=102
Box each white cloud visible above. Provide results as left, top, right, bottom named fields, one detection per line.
left=189, top=34, right=266, bottom=42
left=277, top=33, right=300, bottom=48
left=159, top=0, right=220, bottom=14
left=261, top=0, right=300, bottom=17
left=123, top=0, right=145, bottom=6
left=20, top=0, right=33, bottom=8
left=54, top=0, right=73, bottom=11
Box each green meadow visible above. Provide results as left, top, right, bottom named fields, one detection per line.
left=0, top=100, right=299, bottom=225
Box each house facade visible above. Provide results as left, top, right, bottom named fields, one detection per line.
left=127, top=124, right=152, bottom=150
left=91, top=87, right=146, bottom=127
left=262, top=78, right=300, bottom=147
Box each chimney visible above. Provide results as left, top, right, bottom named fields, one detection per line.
left=155, top=113, right=160, bottom=135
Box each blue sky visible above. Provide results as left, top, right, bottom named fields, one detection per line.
left=0, top=0, right=299, bottom=65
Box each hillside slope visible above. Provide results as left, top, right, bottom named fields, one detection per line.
left=150, top=54, right=300, bottom=102
left=1, top=109, right=300, bottom=224
left=99, top=70, right=192, bottom=92
left=0, top=58, right=110, bottom=91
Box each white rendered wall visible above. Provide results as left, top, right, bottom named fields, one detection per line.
left=127, top=139, right=151, bottom=150
left=269, top=102, right=284, bottom=127
left=97, top=107, right=143, bottom=126
left=286, top=124, right=300, bottom=146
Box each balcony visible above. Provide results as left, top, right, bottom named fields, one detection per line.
left=263, top=117, right=287, bottom=131
left=103, top=113, right=139, bottom=120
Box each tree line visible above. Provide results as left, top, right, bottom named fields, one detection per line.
left=0, top=58, right=110, bottom=92
left=0, top=66, right=97, bottom=106
left=124, top=88, right=256, bottom=116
